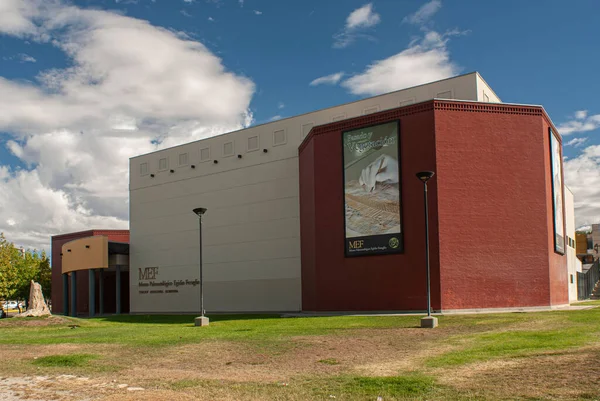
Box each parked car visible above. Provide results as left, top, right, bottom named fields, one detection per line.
left=4, top=301, right=18, bottom=310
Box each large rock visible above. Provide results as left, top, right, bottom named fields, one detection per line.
left=15, top=280, right=51, bottom=317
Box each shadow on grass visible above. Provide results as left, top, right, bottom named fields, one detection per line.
left=93, top=314, right=282, bottom=325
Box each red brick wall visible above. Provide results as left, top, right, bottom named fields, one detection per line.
left=299, top=104, right=441, bottom=311
left=542, top=118, right=569, bottom=306
left=299, top=100, right=568, bottom=312
left=433, top=102, right=567, bottom=309
left=96, top=230, right=130, bottom=244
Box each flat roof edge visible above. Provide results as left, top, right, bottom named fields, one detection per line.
left=51, top=229, right=129, bottom=239
left=130, top=72, right=482, bottom=160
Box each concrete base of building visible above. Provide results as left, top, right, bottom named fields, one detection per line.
left=440, top=304, right=572, bottom=314
left=420, top=316, right=438, bottom=328
left=194, top=316, right=210, bottom=327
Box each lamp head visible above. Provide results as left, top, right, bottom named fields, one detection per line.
left=416, top=171, right=435, bottom=183
left=193, top=207, right=207, bottom=216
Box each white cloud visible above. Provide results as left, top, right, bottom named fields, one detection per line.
left=310, top=72, right=345, bottom=86
left=183, top=0, right=194, bottom=2
left=346, top=3, right=380, bottom=30
left=2, top=53, right=37, bottom=63
left=208, top=17, right=214, bottom=22
left=278, top=102, right=285, bottom=109
left=0, top=0, right=40, bottom=37
left=565, top=137, right=588, bottom=148
left=18, top=53, right=36, bottom=62
left=564, top=145, right=600, bottom=227
left=180, top=9, right=193, bottom=17
left=341, top=30, right=461, bottom=96
left=333, top=3, right=380, bottom=48
left=269, top=115, right=282, bottom=121
left=402, top=0, right=442, bottom=25
left=238, top=0, right=244, bottom=7
left=253, top=10, right=262, bottom=15
left=0, top=0, right=254, bottom=250
left=558, top=111, right=600, bottom=135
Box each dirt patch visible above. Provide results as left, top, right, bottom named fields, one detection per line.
left=100, top=390, right=198, bottom=401
left=436, top=346, right=600, bottom=399
left=4, top=321, right=600, bottom=400
left=0, top=316, right=71, bottom=327
left=116, top=327, right=458, bottom=386
left=0, top=344, right=120, bottom=361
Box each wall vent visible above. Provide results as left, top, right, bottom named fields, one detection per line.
left=399, top=98, right=415, bottom=107
left=158, top=157, right=168, bottom=171
left=247, top=135, right=259, bottom=152
left=273, top=129, right=287, bottom=146
left=140, top=162, right=148, bottom=176
left=223, top=141, right=234, bottom=157
left=363, top=105, right=380, bottom=115
left=436, top=90, right=453, bottom=99
left=178, top=153, right=188, bottom=166
left=301, top=123, right=314, bottom=139
left=200, top=147, right=210, bottom=162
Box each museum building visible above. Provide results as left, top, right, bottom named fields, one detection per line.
left=52, top=72, right=576, bottom=315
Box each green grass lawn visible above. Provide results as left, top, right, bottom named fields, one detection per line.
left=2, top=306, right=600, bottom=400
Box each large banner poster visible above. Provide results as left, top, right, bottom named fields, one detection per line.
left=549, top=128, right=565, bottom=254
left=343, top=121, right=403, bottom=256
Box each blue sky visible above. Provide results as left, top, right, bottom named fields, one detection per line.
left=0, top=0, right=599, bottom=249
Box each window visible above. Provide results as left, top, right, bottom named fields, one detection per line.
left=247, top=135, right=259, bottom=152
left=363, top=105, right=380, bottom=115
left=301, top=123, right=314, bottom=139
left=223, top=141, right=234, bottom=157
left=399, top=98, right=415, bottom=107
left=273, top=129, right=287, bottom=146
left=571, top=274, right=574, bottom=284
left=200, top=147, right=211, bottom=162
left=158, top=157, right=168, bottom=171
left=178, top=153, right=188, bottom=166
left=436, top=90, right=453, bottom=99
left=332, top=113, right=346, bottom=122
left=140, top=162, right=148, bottom=176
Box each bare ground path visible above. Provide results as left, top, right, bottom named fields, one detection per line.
left=2, top=308, right=600, bottom=400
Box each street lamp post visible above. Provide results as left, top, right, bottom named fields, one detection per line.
left=416, top=171, right=438, bottom=329
left=193, top=207, right=209, bottom=327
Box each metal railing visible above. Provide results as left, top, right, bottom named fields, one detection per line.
left=577, top=259, right=600, bottom=300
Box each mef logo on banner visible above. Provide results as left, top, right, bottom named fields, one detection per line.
left=139, top=267, right=159, bottom=280
left=348, top=240, right=364, bottom=250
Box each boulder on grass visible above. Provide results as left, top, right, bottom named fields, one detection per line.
left=15, top=280, right=51, bottom=317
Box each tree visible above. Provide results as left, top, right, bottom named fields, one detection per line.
left=0, top=233, right=19, bottom=309
left=13, top=248, right=42, bottom=310
left=37, top=251, right=52, bottom=301
left=0, top=233, right=51, bottom=311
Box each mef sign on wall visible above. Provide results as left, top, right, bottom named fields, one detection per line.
left=549, top=128, right=565, bottom=254
left=342, top=121, right=403, bottom=256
